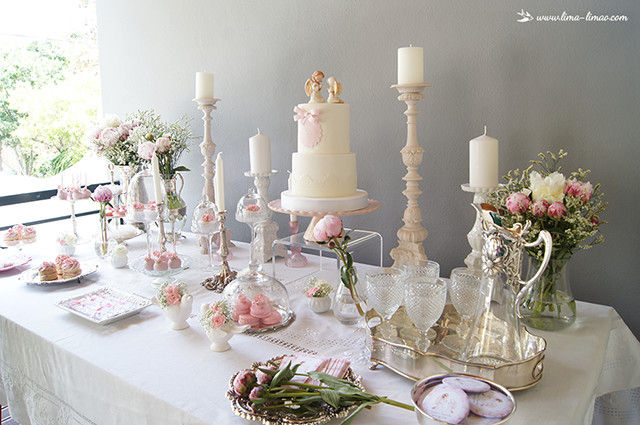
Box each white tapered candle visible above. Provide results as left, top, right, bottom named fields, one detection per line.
left=214, top=152, right=225, bottom=211
left=151, top=154, right=163, bottom=203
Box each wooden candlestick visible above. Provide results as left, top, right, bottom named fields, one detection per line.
left=461, top=184, right=496, bottom=271
left=389, top=83, right=431, bottom=268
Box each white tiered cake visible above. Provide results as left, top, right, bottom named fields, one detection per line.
left=281, top=72, right=368, bottom=213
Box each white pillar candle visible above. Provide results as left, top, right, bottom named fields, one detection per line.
left=151, top=154, right=164, bottom=203
left=249, top=128, right=271, bottom=174
left=214, top=152, right=225, bottom=211
left=397, top=46, right=423, bottom=85
left=469, top=126, right=499, bottom=188
left=195, top=72, right=214, bottom=99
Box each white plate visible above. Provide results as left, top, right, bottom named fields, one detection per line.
left=20, top=262, right=99, bottom=286
left=0, top=253, right=31, bottom=272
left=57, top=287, right=151, bottom=325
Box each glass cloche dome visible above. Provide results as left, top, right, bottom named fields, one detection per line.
left=221, top=188, right=293, bottom=333
left=191, top=199, right=218, bottom=235
left=125, top=167, right=159, bottom=224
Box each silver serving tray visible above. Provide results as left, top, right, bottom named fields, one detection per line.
left=20, top=262, right=98, bottom=285
left=369, top=305, right=546, bottom=391
left=57, top=287, right=152, bottom=325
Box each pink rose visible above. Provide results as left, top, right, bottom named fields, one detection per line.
left=547, top=202, right=567, bottom=218
left=99, top=127, right=120, bottom=147
left=137, top=141, right=156, bottom=160
left=565, top=179, right=593, bottom=203
left=531, top=200, right=549, bottom=217
left=505, top=192, right=531, bottom=215
left=306, top=287, right=319, bottom=298
left=211, top=313, right=226, bottom=329
left=155, top=137, right=171, bottom=153
left=313, top=215, right=343, bottom=242
left=92, top=185, right=113, bottom=203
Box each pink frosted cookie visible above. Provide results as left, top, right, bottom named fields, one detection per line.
left=443, top=377, right=491, bottom=393
left=421, top=383, right=470, bottom=424
left=234, top=294, right=251, bottom=315
left=250, top=295, right=272, bottom=318
left=261, top=310, right=282, bottom=327
left=238, top=314, right=260, bottom=328
left=468, top=390, right=514, bottom=419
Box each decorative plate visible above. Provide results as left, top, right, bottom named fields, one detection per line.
left=20, top=262, right=98, bottom=286
left=0, top=253, right=31, bottom=272
left=130, top=255, right=191, bottom=278
left=226, top=356, right=363, bottom=425
left=56, top=287, right=152, bottom=325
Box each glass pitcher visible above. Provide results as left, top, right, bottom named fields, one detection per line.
left=462, top=204, right=552, bottom=366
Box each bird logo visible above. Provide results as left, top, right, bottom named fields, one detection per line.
left=516, top=9, right=534, bottom=22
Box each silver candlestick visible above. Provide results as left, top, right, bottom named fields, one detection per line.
left=202, top=210, right=237, bottom=292
left=389, top=83, right=431, bottom=268
left=156, top=201, right=168, bottom=253
left=461, top=183, right=497, bottom=271
left=243, top=170, right=286, bottom=263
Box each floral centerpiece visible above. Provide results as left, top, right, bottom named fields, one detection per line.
left=200, top=300, right=247, bottom=351
left=56, top=232, right=78, bottom=256
left=313, top=215, right=365, bottom=323
left=305, top=277, right=333, bottom=314
left=91, top=185, right=113, bottom=257
left=153, top=281, right=192, bottom=330
left=130, top=110, right=192, bottom=213
left=86, top=114, right=142, bottom=168
left=490, top=150, right=606, bottom=330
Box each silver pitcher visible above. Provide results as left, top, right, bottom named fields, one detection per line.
left=463, top=204, right=552, bottom=366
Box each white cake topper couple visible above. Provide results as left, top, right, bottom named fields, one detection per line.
left=304, top=70, right=343, bottom=104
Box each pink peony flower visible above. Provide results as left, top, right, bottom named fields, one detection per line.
left=249, top=386, right=265, bottom=401
left=531, top=200, right=549, bottom=217
left=211, top=313, right=226, bottom=329
left=233, top=370, right=257, bottom=396
left=313, top=215, right=343, bottom=242
left=547, top=202, right=567, bottom=218
left=255, top=366, right=275, bottom=385
left=99, top=127, right=120, bottom=147
left=505, top=192, right=531, bottom=215
left=565, top=179, right=593, bottom=203
left=92, top=185, right=113, bottom=203
left=137, top=141, right=156, bottom=160
left=155, top=137, right=172, bottom=153
left=85, top=126, right=102, bottom=142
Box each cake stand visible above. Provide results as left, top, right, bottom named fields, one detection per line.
left=268, top=199, right=381, bottom=242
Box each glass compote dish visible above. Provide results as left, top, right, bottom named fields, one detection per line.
left=221, top=189, right=294, bottom=333
left=366, top=268, right=403, bottom=340
left=190, top=199, right=219, bottom=266
left=404, top=276, right=447, bottom=352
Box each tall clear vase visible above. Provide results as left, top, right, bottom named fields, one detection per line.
left=116, top=165, right=137, bottom=206
left=162, top=173, right=187, bottom=242
left=518, top=256, right=577, bottom=331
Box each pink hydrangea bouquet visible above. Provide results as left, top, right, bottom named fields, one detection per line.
left=86, top=114, right=142, bottom=167
left=490, top=150, right=606, bottom=328
left=200, top=300, right=232, bottom=331
left=156, top=282, right=188, bottom=308
left=313, top=215, right=365, bottom=316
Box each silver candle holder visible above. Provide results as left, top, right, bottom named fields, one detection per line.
left=243, top=170, right=285, bottom=263
left=156, top=201, right=168, bottom=253
left=202, top=210, right=237, bottom=292
left=389, top=83, right=431, bottom=267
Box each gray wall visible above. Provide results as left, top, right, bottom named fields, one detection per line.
left=96, top=0, right=640, bottom=336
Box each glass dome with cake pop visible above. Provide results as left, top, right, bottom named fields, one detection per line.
left=190, top=199, right=229, bottom=266
left=125, top=168, right=161, bottom=224
left=221, top=189, right=294, bottom=333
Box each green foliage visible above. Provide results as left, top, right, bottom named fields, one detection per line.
left=0, top=35, right=99, bottom=176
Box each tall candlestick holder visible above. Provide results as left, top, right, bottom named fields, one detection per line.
left=193, top=97, right=222, bottom=254
left=389, top=83, right=431, bottom=268
left=243, top=170, right=286, bottom=263
left=202, top=210, right=237, bottom=292
left=461, top=183, right=497, bottom=271
left=156, top=201, right=168, bottom=253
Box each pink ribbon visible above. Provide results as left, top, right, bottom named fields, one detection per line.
left=293, top=106, right=320, bottom=125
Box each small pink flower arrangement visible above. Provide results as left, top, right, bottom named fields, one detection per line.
left=305, top=277, right=332, bottom=298
left=200, top=300, right=233, bottom=331
left=86, top=113, right=142, bottom=167
left=156, top=281, right=188, bottom=308
left=201, top=213, right=216, bottom=222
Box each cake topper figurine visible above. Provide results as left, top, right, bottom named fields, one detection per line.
left=305, top=70, right=325, bottom=103
left=326, top=77, right=343, bottom=103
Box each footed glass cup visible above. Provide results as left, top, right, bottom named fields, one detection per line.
left=404, top=277, right=447, bottom=351
left=366, top=268, right=403, bottom=338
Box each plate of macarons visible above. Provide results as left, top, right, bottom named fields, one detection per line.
left=20, top=254, right=98, bottom=286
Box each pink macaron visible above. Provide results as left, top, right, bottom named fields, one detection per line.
left=234, top=294, right=252, bottom=315
left=238, top=314, right=260, bottom=328
left=260, top=310, right=282, bottom=327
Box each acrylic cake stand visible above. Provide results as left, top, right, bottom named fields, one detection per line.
left=268, top=199, right=381, bottom=242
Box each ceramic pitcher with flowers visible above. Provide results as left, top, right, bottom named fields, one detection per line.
left=152, top=282, right=192, bottom=330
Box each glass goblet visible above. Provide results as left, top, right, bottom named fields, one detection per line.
left=366, top=268, right=403, bottom=337
left=404, top=277, right=447, bottom=352
left=444, top=267, right=483, bottom=352
left=402, top=259, right=440, bottom=280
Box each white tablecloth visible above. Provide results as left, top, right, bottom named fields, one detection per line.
left=0, top=221, right=638, bottom=425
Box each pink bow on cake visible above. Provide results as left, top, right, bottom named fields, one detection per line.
left=293, top=106, right=322, bottom=148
